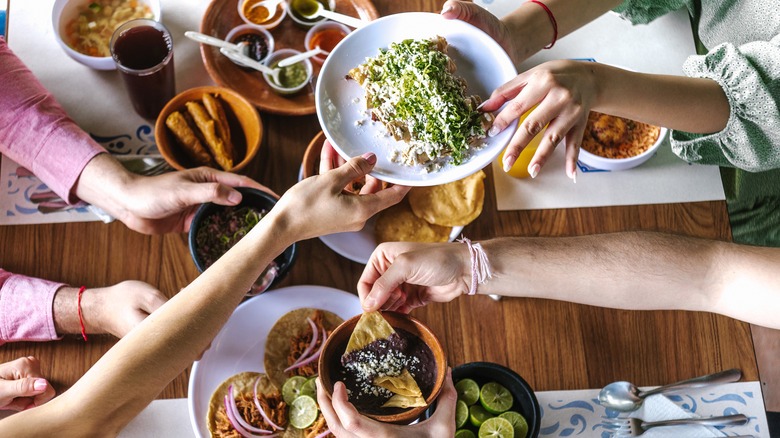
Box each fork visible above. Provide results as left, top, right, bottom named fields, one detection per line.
left=605, top=414, right=748, bottom=436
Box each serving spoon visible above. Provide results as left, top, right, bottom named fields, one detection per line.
left=598, top=368, right=742, bottom=412
left=219, top=47, right=281, bottom=85
left=277, top=46, right=325, bottom=67
left=184, top=31, right=249, bottom=55
left=298, top=1, right=366, bottom=28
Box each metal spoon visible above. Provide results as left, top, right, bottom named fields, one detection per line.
left=184, top=31, right=248, bottom=55
left=598, top=368, right=742, bottom=412
left=299, top=1, right=366, bottom=28
left=277, top=46, right=325, bottom=67
left=219, top=47, right=282, bottom=85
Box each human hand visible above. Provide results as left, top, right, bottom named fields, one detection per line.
left=482, top=60, right=600, bottom=180
left=359, top=242, right=469, bottom=313
left=316, top=369, right=457, bottom=438
left=0, top=357, right=56, bottom=411
left=87, top=281, right=168, bottom=338
left=440, top=0, right=519, bottom=64
left=272, top=152, right=409, bottom=241
left=318, top=140, right=385, bottom=194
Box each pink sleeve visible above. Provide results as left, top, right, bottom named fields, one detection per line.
left=0, top=269, right=63, bottom=345
left=0, top=37, right=105, bottom=204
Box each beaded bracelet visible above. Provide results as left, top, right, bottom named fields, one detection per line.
left=458, top=237, right=493, bottom=295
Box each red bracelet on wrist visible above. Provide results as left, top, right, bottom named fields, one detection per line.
left=77, top=286, right=88, bottom=342
left=527, top=0, right=558, bottom=49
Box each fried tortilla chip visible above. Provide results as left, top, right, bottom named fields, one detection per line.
left=375, top=200, right=451, bottom=244
left=202, top=93, right=235, bottom=160
left=264, top=308, right=343, bottom=391
left=186, top=101, right=234, bottom=171
left=408, top=170, right=486, bottom=227
left=343, top=311, right=396, bottom=355
left=382, top=393, right=427, bottom=408
left=165, top=111, right=213, bottom=165
left=374, top=368, right=423, bottom=397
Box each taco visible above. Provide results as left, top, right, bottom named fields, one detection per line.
left=264, top=308, right=344, bottom=391
left=207, top=371, right=303, bottom=438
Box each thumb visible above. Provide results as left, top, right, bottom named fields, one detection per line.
left=441, top=0, right=488, bottom=25
left=330, top=153, right=377, bottom=190
left=186, top=182, right=243, bottom=207
left=430, top=368, right=457, bottom=424
left=2, top=377, right=48, bottom=399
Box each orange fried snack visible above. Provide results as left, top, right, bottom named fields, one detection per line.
left=202, top=93, right=235, bottom=161
left=185, top=101, right=234, bottom=171
left=164, top=111, right=213, bottom=165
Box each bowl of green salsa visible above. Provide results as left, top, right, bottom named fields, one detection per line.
left=263, top=48, right=314, bottom=95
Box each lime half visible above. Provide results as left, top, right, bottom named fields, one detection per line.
left=499, top=411, right=529, bottom=438
left=455, top=429, right=477, bottom=438
left=282, top=376, right=308, bottom=404
left=456, top=378, right=480, bottom=406
left=478, top=417, right=515, bottom=438
left=300, top=376, right=317, bottom=399
left=289, top=395, right=319, bottom=429
left=469, top=404, right=493, bottom=428
left=456, top=400, right=469, bottom=428
left=479, top=382, right=513, bottom=414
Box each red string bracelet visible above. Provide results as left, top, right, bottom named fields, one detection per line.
left=527, top=0, right=558, bottom=49
left=77, top=286, right=88, bottom=342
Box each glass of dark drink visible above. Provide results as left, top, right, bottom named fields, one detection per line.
left=110, top=19, right=175, bottom=120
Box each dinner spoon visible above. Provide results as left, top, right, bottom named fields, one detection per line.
left=184, top=31, right=249, bottom=55
left=219, top=47, right=281, bottom=85
left=299, top=1, right=366, bottom=28
left=598, top=368, right=742, bottom=412
left=277, top=46, right=325, bottom=67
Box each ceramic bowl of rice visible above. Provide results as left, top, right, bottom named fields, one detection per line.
left=577, top=111, right=667, bottom=171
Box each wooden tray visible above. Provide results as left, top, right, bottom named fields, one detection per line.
left=200, top=0, right=378, bottom=116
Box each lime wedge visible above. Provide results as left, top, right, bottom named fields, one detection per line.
left=499, top=411, right=529, bottom=438
left=282, top=376, right=308, bottom=404
left=469, top=404, right=493, bottom=428
left=479, top=382, right=513, bottom=414
left=456, top=378, right=480, bottom=406
left=300, top=376, right=317, bottom=399
left=455, top=429, right=477, bottom=438
left=456, top=399, right=469, bottom=428
left=289, top=395, right=319, bottom=429
left=478, top=417, right=515, bottom=438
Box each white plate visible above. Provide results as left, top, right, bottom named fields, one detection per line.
left=187, top=285, right=363, bottom=438
left=316, top=12, right=518, bottom=187
left=298, top=166, right=464, bottom=264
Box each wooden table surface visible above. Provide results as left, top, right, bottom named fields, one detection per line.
left=0, top=0, right=758, bottom=404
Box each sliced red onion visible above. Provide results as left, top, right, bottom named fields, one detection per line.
left=284, top=327, right=328, bottom=371
left=313, top=429, right=332, bottom=438
left=225, top=385, right=276, bottom=436
left=253, top=376, right=284, bottom=431
left=284, top=318, right=319, bottom=372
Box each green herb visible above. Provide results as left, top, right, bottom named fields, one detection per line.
left=88, top=2, right=101, bottom=12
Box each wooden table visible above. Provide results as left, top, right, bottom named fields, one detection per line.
left=0, top=0, right=759, bottom=405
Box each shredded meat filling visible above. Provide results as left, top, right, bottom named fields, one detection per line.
left=214, top=391, right=288, bottom=437
left=287, top=310, right=331, bottom=378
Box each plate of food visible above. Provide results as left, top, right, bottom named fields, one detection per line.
left=316, top=12, right=518, bottom=186
left=199, top=0, right=378, bottom=116
left=188, top=285, right=362, bottom=437
left=300, top=132, right=490, bottom=264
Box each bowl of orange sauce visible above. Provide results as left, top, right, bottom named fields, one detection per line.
left=304, top=21, right=351, bottom=64
left=238, top=0, right=287, bottom=30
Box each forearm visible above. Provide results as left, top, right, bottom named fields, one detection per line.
left=592, top=63, right=730, bottom=133
left=73, top=153, right=136, bottom=219
left=477, top=232, right=780, bottom=329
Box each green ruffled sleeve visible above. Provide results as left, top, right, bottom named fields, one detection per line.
left=612, top=0, right=690, bottom=24
left=673, top=35, right=780, bottom=171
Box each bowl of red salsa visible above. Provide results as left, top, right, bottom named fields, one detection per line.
left=188, top=187, right=297, bottom=296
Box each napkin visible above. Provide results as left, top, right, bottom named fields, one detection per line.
left=629, top=394, right=725, bottom=437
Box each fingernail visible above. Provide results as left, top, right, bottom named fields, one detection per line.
left=502, top=155, right=515, bottom=173
left=440, top=5, right=452, bottom=14
left=529, top=163, right=540, bottom=179
left=476, top=101, right=487, bottom=110
left=33, top=379, right=47, bottom=391
left=488, top=125, right=501, bottom=137
left=361, top=152, right=377, bottom=165
left=227, top=191, right=242, bottom=204
left=571, top=169, right=577, bottom=184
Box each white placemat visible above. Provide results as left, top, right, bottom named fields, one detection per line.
left=0, top=0, right=213, bottom=225
left=474, top=1, right=726, bottom=210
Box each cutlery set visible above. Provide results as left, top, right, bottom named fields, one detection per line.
left=599, top=369, right=755, bottom=437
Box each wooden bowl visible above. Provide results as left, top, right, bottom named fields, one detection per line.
left=301, top=131, right=326, bottom=179
left=154, top=86, right=262, bottom=173
left=318, top=311, right=447, bottom=424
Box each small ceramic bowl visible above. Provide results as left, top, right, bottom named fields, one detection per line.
left=578, top=126, right=667, bottom=171
left=304, top=21, right=351, bottom=64
left=225, top=24, right=275, bottom=66
left=154, top=86, right=262, bottom=173
left=263, top=48, right=314, bottom=95
left=318, top=311, right=447, bottom=424
left=237, top=0, right=287, bottom=30
left=188, top=187, right=297, bottom=296
left=52, top=0, right=161, bottom=70
left=287, top=0, right=335, bottom=28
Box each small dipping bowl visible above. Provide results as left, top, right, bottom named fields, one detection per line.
left=287, top=0, right=335, bottom=28
left=304, top=21, right=351, bottom=64
left=224, top=24, right=275, bottom=67
left=238, top=0, right=287, bottom=30
left=263, top=48, right=314, bottom=95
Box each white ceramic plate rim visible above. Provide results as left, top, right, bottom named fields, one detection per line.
left=315, top=12, right=518, bottom=187
left=187, top=285, right=362, bottom=438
